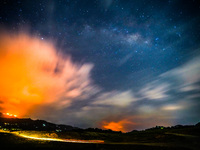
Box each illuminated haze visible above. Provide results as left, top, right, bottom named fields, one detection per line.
left=0, top=32, right=96, bottom=118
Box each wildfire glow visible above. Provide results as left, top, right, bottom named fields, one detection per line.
left=103, top=122, right=123, bottom=132
left=102, top=119, right=136, bottom=132
left=0, top=32, right=93, bottom=117
left=3, top=113, right=17, bottom=117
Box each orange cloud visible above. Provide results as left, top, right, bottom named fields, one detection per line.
left=0, top=32, right=96, bottom=117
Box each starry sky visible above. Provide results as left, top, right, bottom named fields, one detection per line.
left=0, top=0, right=200, bottom=132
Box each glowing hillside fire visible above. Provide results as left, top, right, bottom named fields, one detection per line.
left=3, top=113, right=17, bottom=118
left=102, top=119, right=137, bottom=132
left=103, top=121, right=124, bottom=132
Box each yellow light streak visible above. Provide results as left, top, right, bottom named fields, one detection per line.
left=17, top=134, right=64, bottom=142
left=17, top=134, right=104, bottom=143
left=0, top=130, right=104, bottom=143
left=11, top=131, right=104, bottom=143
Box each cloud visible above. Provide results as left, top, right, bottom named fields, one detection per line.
left=135, top=55, right=200, bottom=127
left=140, top=55, right=200, bottom=101
left=158, top=55, right=200, bottom=104
left=161, top=105, right=183, bottom=111
left=161, top=56, right=200, bottom=88
left=92, top=90, right=137, bottom=107
left=140, top=82, right=169, bottom=100
left=60, top=90, right=138, bottom=130
left=0, top=32, right=98, bottom=117
left=180, top=85, right=200, bottom=92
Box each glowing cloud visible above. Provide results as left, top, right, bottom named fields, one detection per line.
left=161, top=105, right=182, bottom=111
left=0, top=32, right=96, bottom=117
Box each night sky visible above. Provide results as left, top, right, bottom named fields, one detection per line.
left=0, top=0, right=200, bottom=132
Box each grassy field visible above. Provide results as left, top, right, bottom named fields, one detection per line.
left=0, top=130, right=199, bottom=150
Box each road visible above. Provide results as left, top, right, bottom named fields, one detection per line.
left=0, top=130, right=104, bottom=143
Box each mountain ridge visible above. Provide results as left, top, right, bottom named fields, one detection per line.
left=1, top=112, right=200, bottom=133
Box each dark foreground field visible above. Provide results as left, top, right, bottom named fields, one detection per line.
left=0, top=131, right=199, bottom=150
left=1, top=116, right=200, bottom=149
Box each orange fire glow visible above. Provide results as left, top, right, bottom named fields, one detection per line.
left=103, top=121, right=123, bottom=131
left=102, top=119, right=136, bottom=132
left=3, top=112, right=17, bottom=118
left=0, top=33, right=56, bottom=117
left=0, top=32, right=93, bottom=117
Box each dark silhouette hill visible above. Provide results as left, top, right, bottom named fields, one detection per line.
left=0, top=112, right=200, bottom=134
left=1, top=112, right=200, bottom=149
left=0, top=112, right=76, bottom=131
